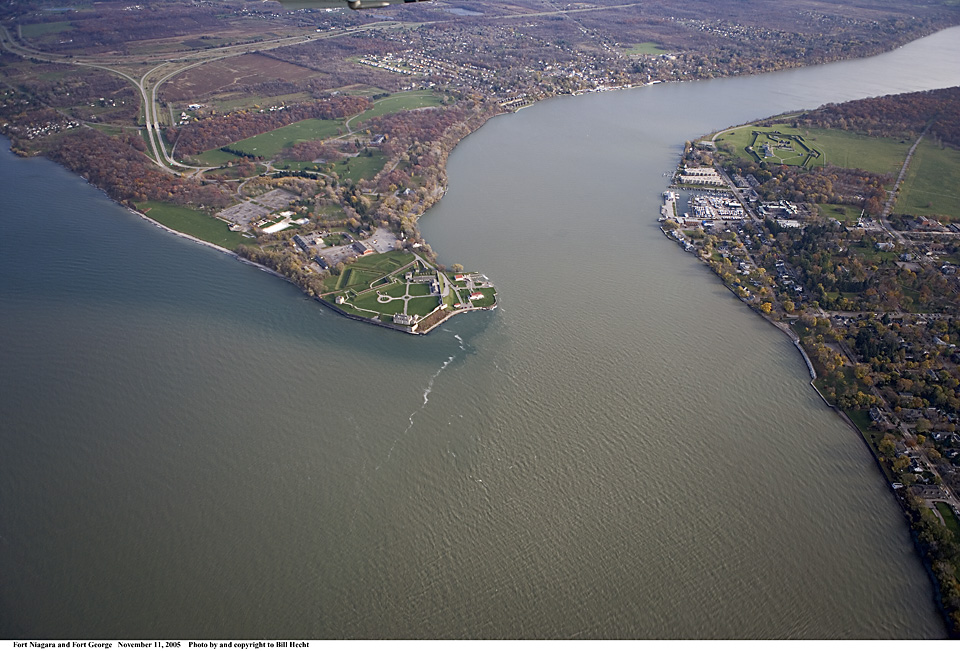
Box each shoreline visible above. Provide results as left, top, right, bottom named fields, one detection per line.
left=317, top=295, right=497, bottom=335
left=659, top=190, right=960, bottom=638
left=130, top=206, right=499, bottom=335
left=7, top=25, right=957, bottom=337
left=129, top=207, right=291, bottom=281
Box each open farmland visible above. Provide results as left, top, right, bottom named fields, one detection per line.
left=162, top=54, right=324, bottom=102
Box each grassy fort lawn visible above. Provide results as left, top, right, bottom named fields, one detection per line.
left=378, top=282, right=408, bottom=299
left=335, top=268, right=381, bottom=292
left=137, top=201, right=246, bottom=249
left=350, top=291, right=391, bottom=314
left=469, top=288, right=498, bottom=308
left=406, top=282, right=433, bottom=297
left=322, top=251, right=415, bottom=292
left=359, top=250, right=414, bottom=274
left=318, top=252, right=494, bottom=328
left=406, top=296, right=441, bottom=316
left=896, top=140, right=960, bottom=220
left=715, top=124, right=910, bottom=175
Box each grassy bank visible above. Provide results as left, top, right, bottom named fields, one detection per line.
left=137, top=201, right=246, bottom=249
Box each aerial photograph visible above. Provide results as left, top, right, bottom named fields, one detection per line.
left=3, top=0, right=960, bottom=640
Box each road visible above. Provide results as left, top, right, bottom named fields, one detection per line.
left=879, top=124, right=930, bottom=244
left=1, top=0, right=650, bottom=176
left=0, top=21, right=411, bottom=174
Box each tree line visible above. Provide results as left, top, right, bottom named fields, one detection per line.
left=48, top=128, right=231, bottom=209
left=798, top=86, right=960, bottom=149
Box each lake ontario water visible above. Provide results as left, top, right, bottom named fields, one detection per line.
left=4, top=27, right=960, bottom=639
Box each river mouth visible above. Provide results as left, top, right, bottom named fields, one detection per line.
left=3, top=27, right=960, bottom=639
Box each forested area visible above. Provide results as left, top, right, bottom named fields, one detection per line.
left=234, top=243, right=328, bottom=297
left=759, top=220, right=959, bottom=313
left=902, top=491, right=960, bottom=634
left=48, top=129, right=231, bottom=208
left=723, top=157, right=893, bottom=214
left=365, top=102, right=498, bottom=213
left=799, top=87, right=960, bottom=148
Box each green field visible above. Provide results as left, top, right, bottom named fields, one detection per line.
left=336, top=268, right=380, bottom=291
left=818, top=203, right=860, bottom=225
left=623, top=42, right=667, bottom=55
left=895, top=140, right=960, bottom=220
left=328, top=153, right=387, bottom=182
left=849, top=243, right=898, bottom=263
left=323, top=251, right=414, bottom=292
left=321, top=251, right=436, bottom=320
left=277, top=161, right=324, bottom=172
left=89, top=124, right=129, bottom=137
left=21, top=21, right=74, bottom=38
left=188, top=148, right=243, bottom=167
left=935, top=501, right=960, bottom=539
left=358, top=250, right=414, bottom=273
left=181, top=37, right=236, bottom=49
left=28, top=69, right=72, bottom=83
left=379, top=281, right=408, bottom=299
left=406, top=282, right=432, bottom=297
left=352, top=91, right=444, bottom=124
left=406, top=296, right=440, bottom=316
left=716, top=124, right=910, bottom=175
left=350, top=290, right=393, bottom=314
left=323, top=232, right=350, bottom=247
left=469, top=288, right=497, bottom=308
left=315, top=204, right=345, bottom=222
left=214, top=118, right=345, bottom=159
left=137, top=201, right=246, bottom=249
left=277, top=153, right=386, bottom=181
left=127, top=39, right=208, bottom=56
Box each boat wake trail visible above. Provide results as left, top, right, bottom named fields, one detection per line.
left=376, top=332, right=466, bottom=469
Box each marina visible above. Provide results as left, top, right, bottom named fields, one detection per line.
left=660, top=188, right=746, bottom=228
